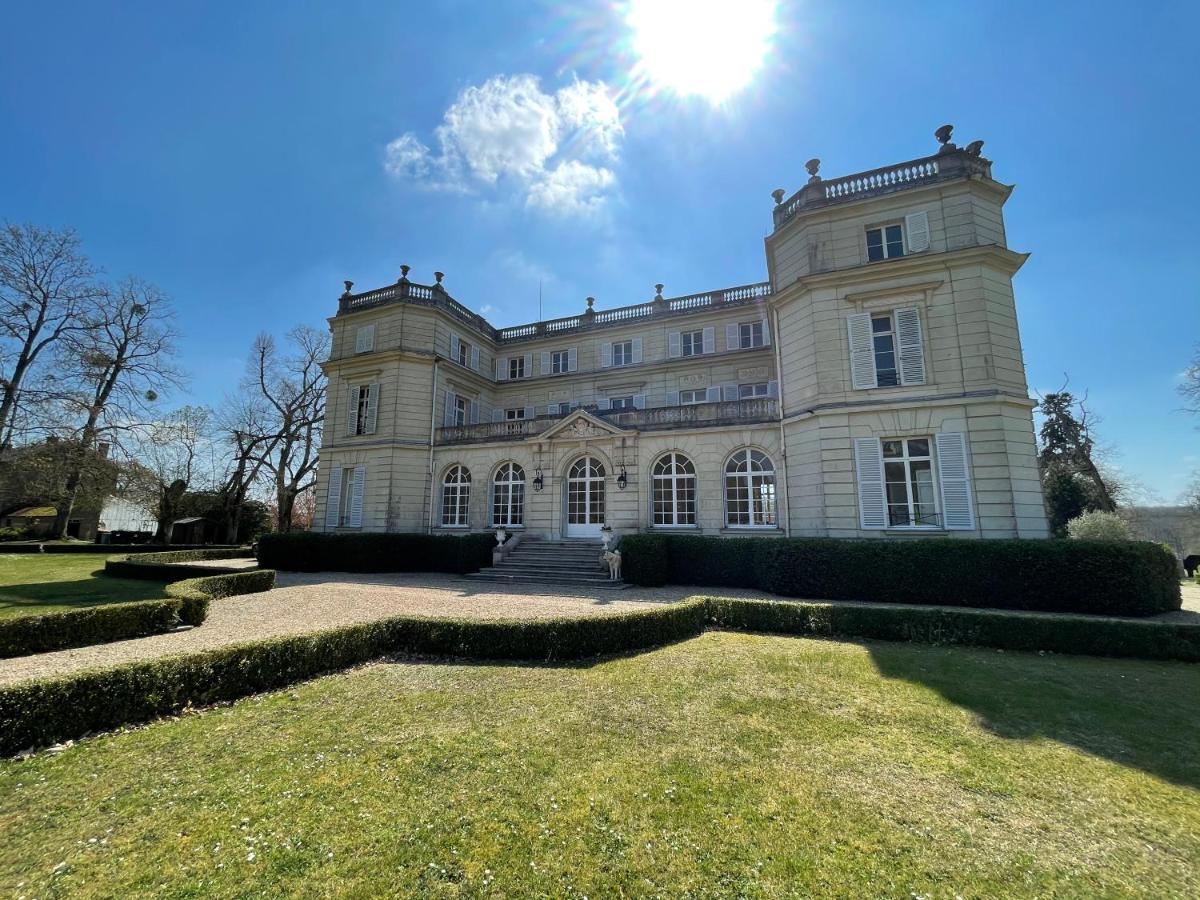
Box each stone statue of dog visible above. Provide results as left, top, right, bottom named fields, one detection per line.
left=602, top=549, right=622, bottom=581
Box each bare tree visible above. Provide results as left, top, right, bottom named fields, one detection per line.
left=212, top=394, right=277, bottom=544
left=0, top=223, right=101, bottom=451
left=129, top=406, right=213, bottom=544
left=1180, top=344, right=1200, bottom=416
left=241, top=326, right=327, bottom=532
left=50, top=278, right=183, bottom=537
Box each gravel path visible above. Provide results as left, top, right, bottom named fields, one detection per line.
left=1, top=574, right=1196, bottom=687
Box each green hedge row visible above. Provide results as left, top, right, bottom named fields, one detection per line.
left=621, top=535, right=1181, bottom=617
left=165, top=569, right=276, bottom=626
left=0, top=599, right=707, bottom=754
left=0, top=601, right=183, bottom=659
left=256, top=532, right=495, bottom=574
left=0, top=543, right=238, bottom=555
left=104, top=548, right=257, bottom=582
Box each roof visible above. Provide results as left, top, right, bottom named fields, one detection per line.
left=172, top=516, right=205, bottom=525
left=7, top=506, right=57, bottom=518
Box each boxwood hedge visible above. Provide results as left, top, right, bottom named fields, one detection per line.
left=165, top=569, right=277, bottom=626
left=104, top=548, right=256, bottom=581
left=257, top=532, right=494, bottom=574
left=620, top=535, right=1180, bottom=617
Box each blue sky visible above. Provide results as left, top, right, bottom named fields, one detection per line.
left=2, top=1, right=1197, bottom=500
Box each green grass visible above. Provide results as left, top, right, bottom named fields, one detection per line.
left=0, top=554, right=169, bottom=620
left=1, top=633, right=1197, bottom=897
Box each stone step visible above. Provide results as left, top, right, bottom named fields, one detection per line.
left=490, top=564, right=610, bottom=577
left=464, top=572, right=628, bottom=589
left=504, top=552, right=604, bottom=563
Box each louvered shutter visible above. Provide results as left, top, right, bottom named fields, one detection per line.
left=706, top=386, right=721, bottom=402
left=721, top=383, right=738, bottom=401
left=668, top=331, right=682, bottom=358
left=666, top=391, right=679, bottom=406
left=468, top=400, right=480, bottom=425
left=496, top=357, right=508, bottom=380
left=905, top=211, right=930, bottom=253
left=449, top=333, right=460, bottom=362
left=364, top=383, right=379, bottom=434
left=632, top=394, right=646, bottom=409
left=846, top=313, right=878, bottom=390
left=523, top=405, right=534, bottom=420
left=444, top=391, right=456, bottom=427
left=355, top=324, right=375, bottom=354
left=470, top=346, right=480, bottom=371
left=702, top=327, right=715, bottom=354
left=935, top=432, right=975, bottom=529
left=540, top=351, right=551, bottom=374
left=894, top=307, right=926, bottom=386
left=345, top=386, right=356, bottom=436
left=522, top=354, right=532, bottom=378
left=601, top=343, right=612, bottom=368
left=761, top=318, right=771, bottom=345
left=348, top=465, right=365, bottom=528
left=325, top=467, right=343, bottom=528
left=726, top=324, right=740, bottom=351
left=632, top=337, right=643, bottom=364
left=492, top=407, right=504, bottom=423
left=547, top=403, right=559, bottom=416
left=596, top=398, right=611, bottom=411
left=767, top=380, right=779, bottom=397
left=567, top=347, right=578, bottom=372
left=853, top=437, right=887, bottom=529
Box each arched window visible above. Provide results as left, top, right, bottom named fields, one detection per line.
left=652, top=452, right=696, bottom=526
left=491, top=462, right=525, bottom=527
left=724, top=449, right=776, bottom=527
left=441, top=465, right=471, bottom=527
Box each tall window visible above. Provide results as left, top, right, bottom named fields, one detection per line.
left=337, top=466, right=355, bottom=526
left=491, top=462, right=525, bottom=527
left=453, top=395, right=468, bottom=426
left=883, top=438, right=937, bottom=527
left=652, top=452, right=696, bottom=526
left=441, top=465, right=471, bottom=527
left=508, top=356, right=525, bottom=379
left=457, top=338, right=471, bottom=367
left=679, top=389, right=705, bottom=405
left=866, top=224, right=904, bottom=261
left=609, top=396, right=635, bottom=410
left=354, top=385, right=371, bottom=435
left=725, top=449, right=776, bottom=527
left=681, top=330, right=703, bottom=357
left=871, top=313, right=899, bottom=387
left=739, top=321, right=765, bottom=349
left=551, top=350, right=569, bottom=374
left=612, top=340, right=633, bottom=367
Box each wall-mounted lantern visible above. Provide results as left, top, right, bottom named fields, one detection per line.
left=617, top=466, right=628, bottom=490
left=533, top=468, right=544, bottom=492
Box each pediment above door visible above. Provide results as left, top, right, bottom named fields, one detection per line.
left=535, top=409, right=626, bottom=442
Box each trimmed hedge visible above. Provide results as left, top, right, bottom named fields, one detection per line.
left=0, top=599, right=707, bottom=754
left=165, top=569, right=277, bottom=626
left=257, top=532, right=495, bottom=574
left=621, top=535, right=1181, bottom=617
left=104, top=548, right=257, bottom=582
left=0, top=601, right=183, bottom=659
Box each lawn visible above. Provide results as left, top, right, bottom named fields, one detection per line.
left=0, top=554, right=170, bottom=620
left=1, top=632, right=1197, bottom=897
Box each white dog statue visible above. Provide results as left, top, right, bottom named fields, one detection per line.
left=601, top=549, right=622, bottom=581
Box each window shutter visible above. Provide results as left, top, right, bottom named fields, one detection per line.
left=726, top=324, right=740, bottom=351
left=905, top=211, right=930, bottom=253
left=347, top=386, right=360, bottom=436
left=470, top=346, right=480, bottom=371
left=365, top=383, right=379, bottom=434
left=632, top=337, right=643, bottom=364
left=449, top=333, right=460, bottom=362
left=767, top=380, right=779, bottom=397
left=522, top=354, right=532, bottom=377
left=895, top=307, right=926, bottom=386
left=666, top=391, right=680, bottom=406
left=935, top=432, right=975, bottom=530
left=538, top=351, right=549, bottom=374
left=524, top=405, right=535, bottom=419
left=496, top=357, right=507, bottom=380
left=468, top=400, right=480, bottom=425
left=444, top=391, right=456, bottom=427
left=567, top=347, right=578, bottom=372
left=761, top=318, right=771, bottom=345
left=596, top=397, right=611, bottom=411
left=325, top=467, right=343, bottom=528
left=702, top=327, right=715, bottom=354
left=348, top=465, right=365, bottom=528
left=601, top=342, right=612, bottom=368
left=706, top=386, right=721, bottom=402
left=853, top=437, right=887, bottom=529
left=492, top=407, right=504, bottom=423
left=846, top=313, right=878, bottom=390
left=721, top=383, right=738, bottom=401
left=632, top=394, right=646, bottom=409
left=355, top=324, right=375, bottom=354
left=668, top=331, right=681, bottom=358
left=547, top=403, right=560, bottom=416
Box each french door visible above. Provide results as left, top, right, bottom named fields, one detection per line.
left=565, top=456, right=605, bottom=538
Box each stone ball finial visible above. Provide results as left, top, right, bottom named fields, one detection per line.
left=965, top=139, right=984, bottom=157
left=343, top=280, right=354, bottom=296
left=771, top=188, right=785, bottom=205
left=804, top=158, right=821, bottom=182
left=655, top=283, right=664, bottom=299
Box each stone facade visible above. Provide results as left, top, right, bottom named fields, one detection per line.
left=314, top=128, right=1049, bottom=542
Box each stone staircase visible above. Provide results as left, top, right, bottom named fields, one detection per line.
left=463, top=538, right=625, bottom=589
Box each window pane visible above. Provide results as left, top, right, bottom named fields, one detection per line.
left=908, top=438, right=930, bottom=457
left=871, top=315, right=892, bottom=333
left=885, top=225, right=902, bottom=244
left=873, top=334, right=894, bottom=353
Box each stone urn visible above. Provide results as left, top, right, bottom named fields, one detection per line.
left=494, top=527, right=507, bottom=546
left=600, top=525, right=614, bottom=551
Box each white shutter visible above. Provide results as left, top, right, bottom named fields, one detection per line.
left=468, top=399, right=480, bottom=425
left=347, top=386, right=359, bottom=436
left=567, top=347, right=578, bottom=372
left=522, top=354, right=532, bottom=378
left=492, top=407, right=504, bottom=423
left=632, top=394, right=646, bottom=409
left=721, top=383, right=738, bottom=401
left=547, top=403, right=560, bottom=416
left=470, top=346, right=480, bottom=371
left=726, top=323, right=740, bottom=351
left=523, top=405, right=535, bottom=419
left=761, top=318, right=771, bottom=345
left=632, top=337, right=643, bottom=364
left=895, top=307, right=926, bottom=386
left=846, top=313, right=878, bottom=390
left=935, top=432, right=975, bottom=530
left=706, top=386, right=721, bottom=402
left=596, top=398, right=611, bottom=411
left=853, top=437, right=887, bottom=530
left=496, top=357, right=507, bottom=380
left=767, top=380, right=779, bottom=397
left=666, top=391, right=680, bottom=406
left=702, top=327, right=715, bottom=354
left=355, top=324, right=375, bottom=354
left=444, top=391, right=456, bottom=427
left=365, top=383, right=379, bottom=434
left=905, top=211, right=930, bottom=253
left=325, top=467, right=343, bottom=528
left=449, top=333, right=460, bottom=363
left=540, top=351, right=551, bottom=375
left=668, top=331, right=682, bottom=358
left=348, top=465, right=365, bottom=528
left=601, top=343, right=612, bottom=368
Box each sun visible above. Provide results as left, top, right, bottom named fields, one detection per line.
left=625, top=0, right=777, bottom=103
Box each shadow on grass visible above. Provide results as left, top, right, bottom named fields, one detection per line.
left=0, top=574, right=170, bottom=618
left=867, top=640, right=1200, bottom=790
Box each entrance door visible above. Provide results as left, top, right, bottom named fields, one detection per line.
left=565, top=456, right=606, bottom=538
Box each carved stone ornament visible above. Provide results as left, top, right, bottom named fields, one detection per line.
left=569, top=419, right=598, bottom=439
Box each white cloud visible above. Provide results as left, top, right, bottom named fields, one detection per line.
left=479, top=303, right=500, bottom=317
left=384, top=74, right=623, bottom=215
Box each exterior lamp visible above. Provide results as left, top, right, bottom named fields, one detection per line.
left=533, top=468, right=544, bottom=492
left=617, top=466, right=628, bottom=490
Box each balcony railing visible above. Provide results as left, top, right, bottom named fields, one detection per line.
left=436, top=398, right=779, bottom=444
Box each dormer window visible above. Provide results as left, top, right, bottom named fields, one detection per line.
left=866, top=224, right=905, bottom=261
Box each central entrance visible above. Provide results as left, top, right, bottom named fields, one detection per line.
left=565, top=456, right=606, bottom=538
